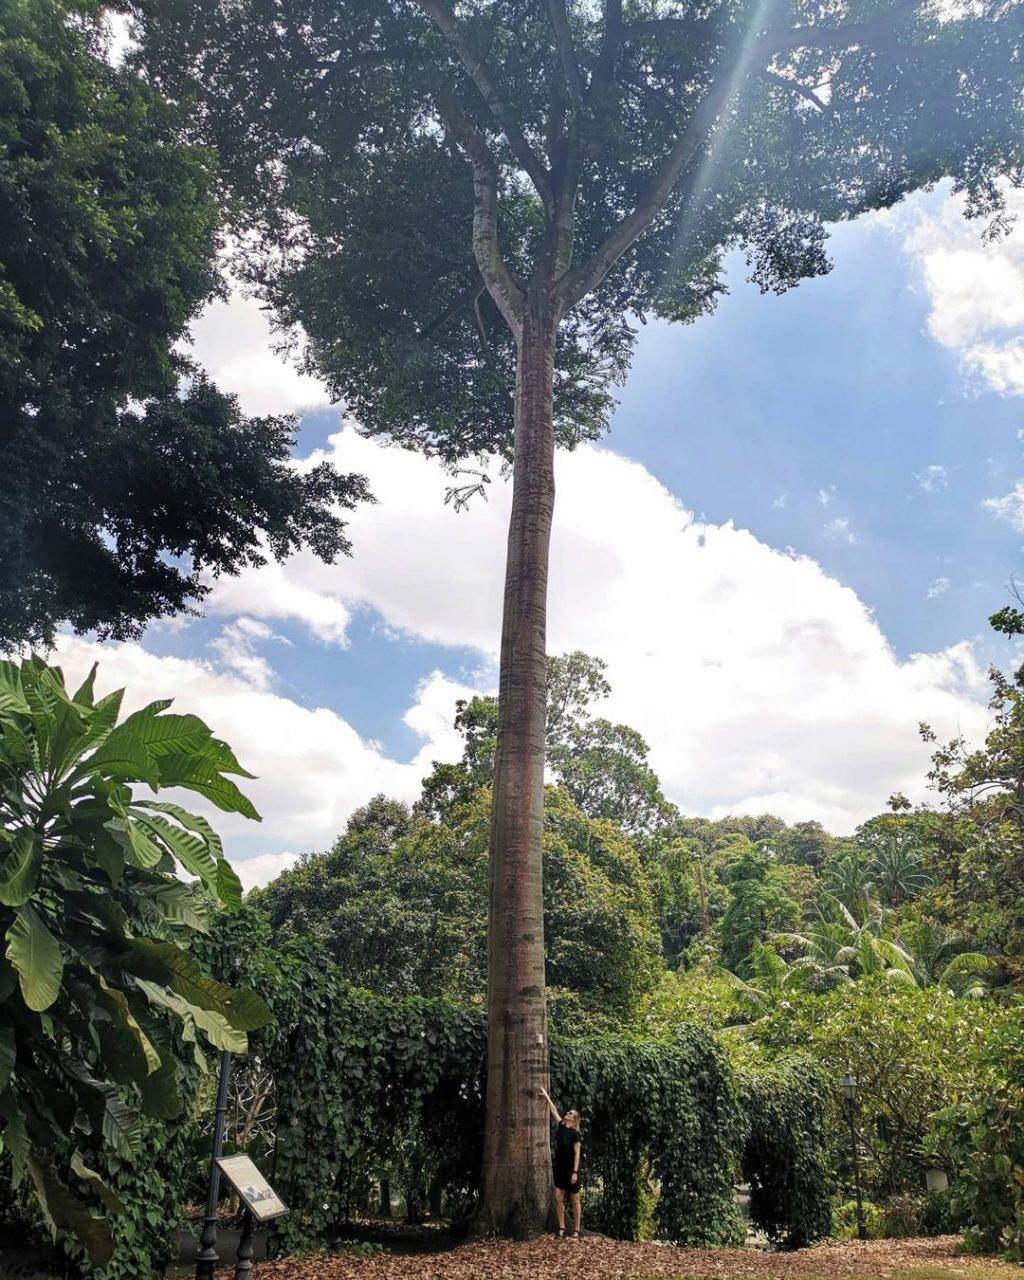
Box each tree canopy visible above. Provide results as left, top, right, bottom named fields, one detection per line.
left=0, top=0, right=370, bottom=648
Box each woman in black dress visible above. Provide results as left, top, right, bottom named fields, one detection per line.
left=539, top=1086, right=582, bottom=1238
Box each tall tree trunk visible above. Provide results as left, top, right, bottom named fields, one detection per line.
left=475, top=292, right=557, bottom=1237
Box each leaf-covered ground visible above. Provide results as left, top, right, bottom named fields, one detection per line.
left=217, top=1235, right=1018, bottom=1280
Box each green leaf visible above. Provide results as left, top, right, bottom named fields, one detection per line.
left=131, top=810, right=217, bottom=885
left=70, top=1152, right=124, bottom=1213
left=84, top=734, right=159, bottom=787
left=136, top=880, right=211, bottom=932
left=0, top=661, right=31, bottom=716
left=28, top=1154, right=114, bottom=1268
left=71, top=665, right=98, bottom=707
left=0, top=1093, right=29, bottom=1187
left=0, top=832, right=42, bottom=907
left=138, top=1058, right=184, bottom=1120
left=122, top=818, right=164, bottom=869
left=153, top=754, right=261, bottom=819
left=6, top=906, right=63, bottom=1011
left=216, top=857, right=244, bottom=912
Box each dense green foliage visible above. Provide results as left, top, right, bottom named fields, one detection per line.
left=738, top=1059, right=833, bottom=1249
left=0, top=0, right=370, bottom=648
left=218, top=929, right=828, bottom=1250
left=929, top=1018, right=1024, bottom=1259
left=256, top=785, right=662, bottom=1030
left=0, top=657, right=268, bottom=1265
left=136, top=0, right=1022, bottom=465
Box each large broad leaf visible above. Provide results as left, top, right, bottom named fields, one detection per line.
left=216, top=858, right=244, bottom=913
left=84, top=735, right=159, bottom=787
left=0, top=1092, right=29, bottom=1187
left=131, top=811, right=217, bottom=885
left=0, top=832, right=42, bottom=907
left=0, top=661, right=31, bottom=716
left=152, top=754, right=261, bottom=819
left=136, top=979, right=248, bottom=1054
left=135, top=880, right=211, bottom=932
left=0, top=1020, right=14, bottom=1092
left=69, top=1152, right=124, bottom=1214
left=138, top=1058, right=184, bottom=1120
left=137, top=800, right=225, bottom=858
left=28, top=1155, right=114, bottom=1268
left=6, top=906, right=63, bottom=1011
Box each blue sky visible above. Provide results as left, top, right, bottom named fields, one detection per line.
left=56, top=185, right=1024, bottom=882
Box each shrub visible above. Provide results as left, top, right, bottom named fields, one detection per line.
left=928, top=1014, right=1024, bottom=1258
left=738, top=1058, right=833, bottom=1248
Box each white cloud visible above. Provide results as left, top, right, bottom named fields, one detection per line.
left=901, top=187, right=1024, bottom=397
left=184, top=289, right=331, bottom=417
left=817, top=485, right=835, bottom=506
left=927, top=576, right=951, bottom=599
left=983, top=481, right=1024, bottom=533
left=823, top=516, right=857, bottom=545
left=47, top=632, right=476, bottom=867
left=235, top=852, right=300, bottom=893
left=209, top=617, right=290, bottom=691
left=773, top=494, right=787, bottom=509
left=915, top=464, right=950, bottom=493
left=91, top=415, right=991, bottom=839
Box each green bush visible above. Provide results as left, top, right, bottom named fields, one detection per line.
left=738, top=1059, right=833, bottom=1248
left=248, top=938, right=749, bottom=1249
left=833, top=1199, right=887, bottom=1240
left=929, top=1015, right=1024, bottom=1258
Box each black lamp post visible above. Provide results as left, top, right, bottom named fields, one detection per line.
left=839, top=1073, right=866, bottom=1242
left=196, top=1049, right=234, bottom=1279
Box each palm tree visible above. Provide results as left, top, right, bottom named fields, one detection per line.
left=823, top=852, right=876, bottom=915
left=774, top=893, right=917, bottom=989
left=721, top=942, right=804, bottom=1019
left=896, top=919, right=997, bottom=997
left=869, top=836, right=933, bottom=906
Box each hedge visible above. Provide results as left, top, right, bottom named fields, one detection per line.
left=738, top=1059, right=833, bottom=1248
left=258, top=937, right=826, bottom=1251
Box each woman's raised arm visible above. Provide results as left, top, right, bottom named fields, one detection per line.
left=539, top=1086, right=561, bottom=1123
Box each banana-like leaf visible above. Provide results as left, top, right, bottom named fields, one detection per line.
left=131, top=811, right=217, bottom=885
left=83, top=735, right=159, bottom=787
left=216, top=858, right=244, bottom=912
left=6, top=906, right=64, bottom=1011
left=28, top=1154, right=115, bottom=1268
left=153, top=754, right=261, bottom=819
left=0, top=1092, right=29, bottom=1187
left=135, top=880, right=211, bottom=932
left=137, top=800, right=225, bottom=857
left=70, top=1152, right=125, bottom=1213
left=136, top=979, right=248, bottom=1054
left=71, top=665, right=98, bottom=708
left=0, top=661, right=31, bottom=716
left=0, top=832, right=42, bottom=907
left=138, top=1058, right=184, bottom=1120
left=122, top=819, right=164, bottom=870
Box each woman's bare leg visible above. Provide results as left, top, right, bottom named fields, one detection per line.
left=553, top=1188, right=565, bottom=1232
left=571, top=1192, right=581, bottom=1235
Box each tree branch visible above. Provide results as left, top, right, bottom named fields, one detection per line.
left=547, top=0, right=584, bottom=107
left=554, top=69, right=735, bottom=317
left=555, top=0, right=924, bottom=316
left=760, top=68, right=829, bottom=113
left=414, top=0, right=553, bottom=210
left=433, top=85, right=525, bottom=337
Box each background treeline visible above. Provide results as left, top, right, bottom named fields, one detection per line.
left=246, top=646, right=1024, bottom=1254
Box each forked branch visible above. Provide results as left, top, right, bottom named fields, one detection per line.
left=415, top=0, right=554, bottom=210
left=433, top=84, right=525, bottom=336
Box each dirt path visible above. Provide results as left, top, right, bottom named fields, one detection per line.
left=222, top=1235, right=1017, bottom=1280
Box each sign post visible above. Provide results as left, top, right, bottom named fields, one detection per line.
left=215, top=1154, right=288, bottom=1278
